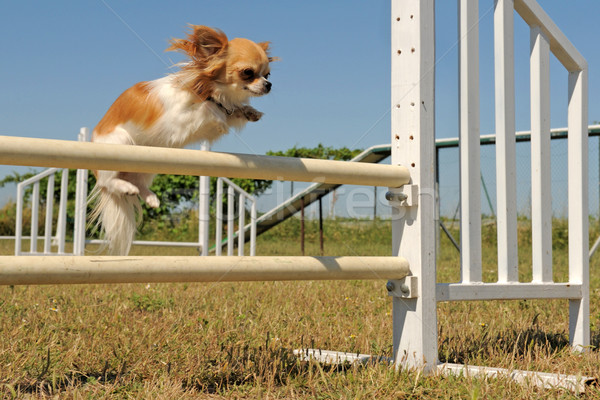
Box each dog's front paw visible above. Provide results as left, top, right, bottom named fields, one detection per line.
left=240, top=105, right=263, bottom=122
left=144, top=193, right=160, bottom=209
left=114, top=180, right=139, bottom=196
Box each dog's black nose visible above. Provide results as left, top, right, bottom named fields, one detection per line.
left=264, top=81, right=272, bottom=93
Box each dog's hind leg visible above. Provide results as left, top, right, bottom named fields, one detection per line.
left=122, top=172, right=160, bottom=208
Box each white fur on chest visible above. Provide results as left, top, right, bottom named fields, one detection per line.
left=134, top=76, right=246, bottom=148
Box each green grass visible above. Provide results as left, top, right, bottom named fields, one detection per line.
left=1, top=218, right=600, bottom=398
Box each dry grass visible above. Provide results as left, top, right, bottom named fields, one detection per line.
left=1, top=218, right=600, bottom=398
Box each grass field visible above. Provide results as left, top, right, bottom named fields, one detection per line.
left=1, top=218, right=600, bottom=398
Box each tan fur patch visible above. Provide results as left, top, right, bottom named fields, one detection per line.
left=93, top=82, right=163, bottom=137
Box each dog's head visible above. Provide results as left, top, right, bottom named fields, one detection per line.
left=167, top=25, right=277, bottom=102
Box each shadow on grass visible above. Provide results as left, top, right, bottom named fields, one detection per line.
left=439, top=326, right=571, bottom=365
left=1, top=344, right=357, bottom=397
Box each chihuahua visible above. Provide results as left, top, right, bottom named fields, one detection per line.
left=89, top=25, right=276, bottom=255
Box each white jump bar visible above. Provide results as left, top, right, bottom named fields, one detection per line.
left=0, top=136, right=410, bottom=188
left=0, top=256, right=410, bottom=285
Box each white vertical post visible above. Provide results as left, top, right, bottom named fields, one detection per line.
left=250, top=200, right=257, bottom=256
left=459, top=0, right=482, bottom=283
left=238, top=194, right=245, bottom=256
left=227, top=185, right=234, bottom=256
left=215, top=178, right=223, bottom=256
left=73, top=127, right=89, bottom=255
left=567, top=68, right=589, bottom=350
left=530, top=26, right=552, bottom=283
left=56, top=168, right=69, bottom=254
left=43, top=174, right=55, bottom=253
left=390, top=0, right=437, bottom=371
left=30, top=182, right=40, bottom=253
left=15, top=183, right=24, bottom=255
left=198, top=141, right=210, bottom=256
left=494, top=0, right=518, bottom=283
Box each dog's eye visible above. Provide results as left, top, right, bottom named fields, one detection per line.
left=265, top=72, right=271, bottom=79
left=241, top=68, right=255, bottom=80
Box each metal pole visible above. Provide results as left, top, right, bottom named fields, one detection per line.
left=373, top=186, right=377, bottom=220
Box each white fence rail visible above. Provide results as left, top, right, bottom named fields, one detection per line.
left=447, top=0, right=589, bottom=349
left=215, top=177, right=257, bottom=256
left=14, top=128, right=89, bottom=256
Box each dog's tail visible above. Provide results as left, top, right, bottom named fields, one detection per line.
left=88, top=186, right=141, bottom=255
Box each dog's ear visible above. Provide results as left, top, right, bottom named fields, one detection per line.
left=257, top=41, right=280, bottom=63
left=167, top=25, right=228, bottom=60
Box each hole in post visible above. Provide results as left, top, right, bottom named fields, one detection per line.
left=411, top=163, right=416, bottom=168
left=395, top=135, right=400, bottom=140
left=397, top=50, right=402, bottom=55
left=409, top=135, right=414, bottom=140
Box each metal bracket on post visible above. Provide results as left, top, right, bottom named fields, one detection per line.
left=387, top=276, right=419, bottom=299
left=386, top=184, right=419, bottom=207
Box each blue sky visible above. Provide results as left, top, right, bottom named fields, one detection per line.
left=1, top=1, right=599, bottom=216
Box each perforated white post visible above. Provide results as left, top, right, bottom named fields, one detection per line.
left=390, top=0, right=437, bottom=372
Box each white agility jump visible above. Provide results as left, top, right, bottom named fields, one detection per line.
left=0, top=0, right=593, bottom=392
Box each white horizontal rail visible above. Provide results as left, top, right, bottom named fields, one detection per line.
left=0, top=256, right=410, bottom=285
left=514, top=0, right=587, bottom=71
left=438, top=363, right=595, bottom=394
left=0, top=136, right=410, bottom=188
left=294, top=349, right=377, bottom=365
left=219, top=176, right=256, bottom=200
left=434, top=124, right=600, bottom=148
left=17, top=167, right=61, bottom=187
left=87, top=239, right=201, bottom=248
left=437, top=282, right=582, bottom=302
